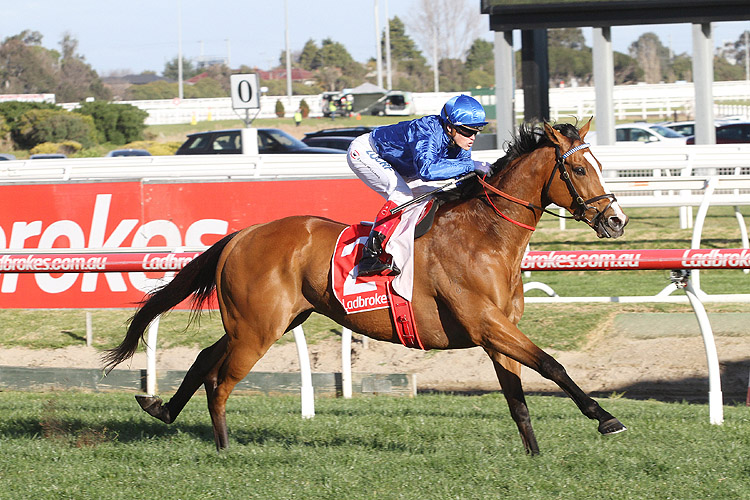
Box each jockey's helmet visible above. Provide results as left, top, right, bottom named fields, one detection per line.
left=440, top=95, right=488, bottom=132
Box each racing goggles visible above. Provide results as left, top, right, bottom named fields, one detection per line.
left=454, top=124, right=483, bottom=137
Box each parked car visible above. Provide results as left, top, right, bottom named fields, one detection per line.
left=106, top=148, right=152, bottom=157
left=659, top=119, right=738, bottom=137
left=29, top=153, right=67, bottom=159
left=0, top=153, right=16, bottom=161
left=175, top=128, right=342, bottom=155
left=370, top=91, right=414, bottom=116
left=303, top=126, right=375, bottom=140
left=659, top=120, right=700, bottom=137
left=686, top=121, right=750, bottom=144
left=302, top=135, right=356, bottom=151
left=614, top=123, right=687, bottom=144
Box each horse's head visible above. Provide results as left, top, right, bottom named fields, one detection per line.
left=542, top=120, right=628, bottom=238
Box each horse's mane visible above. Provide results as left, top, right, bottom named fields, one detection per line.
left=440, top=121, right=582, bottom=203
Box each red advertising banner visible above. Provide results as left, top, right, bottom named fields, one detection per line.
left=521, top=248, right=750, bottom=271
left=0, top=179, right=382, bottom=308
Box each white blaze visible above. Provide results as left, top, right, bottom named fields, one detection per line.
left=584, top=151, right=627, bottom=220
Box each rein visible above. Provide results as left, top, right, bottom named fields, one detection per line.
left=476, top=141, right=616, bottom=231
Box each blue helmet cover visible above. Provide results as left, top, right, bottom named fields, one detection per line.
left=440, top=94, right=488, bottom=129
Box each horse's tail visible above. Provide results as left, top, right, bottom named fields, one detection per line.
left=102, top=231, right=239, bottom=372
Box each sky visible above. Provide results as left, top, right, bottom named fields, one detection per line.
left=2, top=1, right=749, bottom=77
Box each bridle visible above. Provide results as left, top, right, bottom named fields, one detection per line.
left=477, top=141, right=618, bottom=231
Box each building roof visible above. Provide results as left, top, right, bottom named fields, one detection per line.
left=480, top=0, right=750, bottom=30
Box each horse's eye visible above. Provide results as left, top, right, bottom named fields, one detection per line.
left=572, top=166, right=586, bottom=176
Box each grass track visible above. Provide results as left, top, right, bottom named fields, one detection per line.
left=0, top=392, right=748, bottom=500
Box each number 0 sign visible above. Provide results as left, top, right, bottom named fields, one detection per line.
left=230, top=74, right=260, bottom=110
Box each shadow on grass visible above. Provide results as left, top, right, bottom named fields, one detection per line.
left=420, top=358, right=750, bottom=405
left=60, top=330, right=86, bottom=342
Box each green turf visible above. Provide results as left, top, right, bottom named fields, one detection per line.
left=0, top=392, right=747, bottom=500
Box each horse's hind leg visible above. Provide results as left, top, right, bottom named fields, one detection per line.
left=484, top=348, right=539, bottom=455
left=204, top=321, right=284, bottom=451
left=136, top=335, right=230, bottom=423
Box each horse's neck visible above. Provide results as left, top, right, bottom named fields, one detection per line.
left=496, top=148, right=552, bottom=212
left=482, top=148, right=552, bottom=250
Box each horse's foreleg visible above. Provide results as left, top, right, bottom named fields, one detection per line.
left=483, top=349, right=539, bottom=455
left=479, top=314, right=626, bottom=436
left=136, top=335, right=229, bottom=424
left=535, top=350, right=626, bottom=435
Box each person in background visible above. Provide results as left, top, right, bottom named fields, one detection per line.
left=329, top=100, right=337, bottom=120
left=294, top=108, right=302, bottom=127
left=346, top=94, right=492, bottom=277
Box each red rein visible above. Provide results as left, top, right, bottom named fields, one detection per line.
left=476, top=175, right=537, bottom=231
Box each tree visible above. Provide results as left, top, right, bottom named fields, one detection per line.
left=76, top=101, right=148, bottom=144
left=297, top=39, right=319, bottom=71
left=124, top=80, right=176, bottom=100
left=0, top=31, right=109, bottom=103
left=548, top=28, right=586, bottom=50
left=382, top=16, right=430, bottom=91
left=629, top=32, right=669, bottom=84
left=714, top=55, right=745, bottom=81
left=314, top=38, right=354, bottom=70
left=438, top=59, right=465, bottom=91
left=315, top=66, right=344, bottom=92
left=548, top=46, right=592, bottom=86
left=669, top=54, right=692, bottom=82
left=308, top=38, right=365, bottom=90
left=465, top=39, right=494, bottom=73
left=15, top=108, right=97, bottom=149
left=56, top=33, right=112, bottom=102
left=163, top=57, right=200, bottom=80
left=613, top=51, right=642, bottom=84
left=0, top=31, right=58, bottom=94
left=408, top=0, right=484, bottom=61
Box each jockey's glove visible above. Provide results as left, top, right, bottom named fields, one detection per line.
left=473, top=160, right=493, bottom=176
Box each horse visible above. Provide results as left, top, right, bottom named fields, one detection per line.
left=104, top=120, right=629, bottom=455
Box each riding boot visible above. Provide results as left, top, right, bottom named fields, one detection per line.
left=358, top=230, right=401, bottom=277
left=357, top=200, right=402, bottom=277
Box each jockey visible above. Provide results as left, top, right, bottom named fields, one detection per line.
left=347, top=94, right=492, bottom=277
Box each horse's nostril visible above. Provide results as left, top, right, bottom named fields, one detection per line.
left=608, top=216, right=626, bottom=230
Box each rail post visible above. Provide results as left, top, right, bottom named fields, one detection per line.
left=671, top=270, right=723, bottom=425
left=293, top=326, right=315, bottom=418
left=341, top=328, right=353, bottom=398
left=145, top=315, right=160, bottom=396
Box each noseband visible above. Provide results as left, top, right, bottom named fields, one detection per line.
left=541, top=142, right=617, bottom=227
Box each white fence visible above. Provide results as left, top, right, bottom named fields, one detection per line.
left=3, top=144, right=750, bottom=184
left=57, top=81, right=750, bottom=125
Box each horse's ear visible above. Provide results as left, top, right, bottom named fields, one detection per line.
left=579, top=117, right=593, bottom=139
left=543, top=122, right=564, bottom=147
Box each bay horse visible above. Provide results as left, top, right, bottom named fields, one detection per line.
left=104, top=121, right=629, bottom=455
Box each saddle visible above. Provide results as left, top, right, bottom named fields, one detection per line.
left=330, top=200, right=436, bottom=350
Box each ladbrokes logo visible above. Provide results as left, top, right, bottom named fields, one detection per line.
left=345, top=293, right=387, bottom=311
left=0, top=193, right=228, bottom=294
left=0, top=255, right=107, bottom=272
left=142, top=253, right=195, bottom=270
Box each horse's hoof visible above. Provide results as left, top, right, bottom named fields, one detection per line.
left=135, top=394, right=171, bottom=423
left=598, top=417, right=627, bottom=435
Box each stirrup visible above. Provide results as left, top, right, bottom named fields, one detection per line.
left=358, top=255, right=401, bottom=277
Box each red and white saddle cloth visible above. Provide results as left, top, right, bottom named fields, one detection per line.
left=331, top=223, right=425, bottom=350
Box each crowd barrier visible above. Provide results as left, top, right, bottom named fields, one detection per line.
left=3, top=247, right=748, bottom=423
left=2, top=144, right=750, bottom=183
